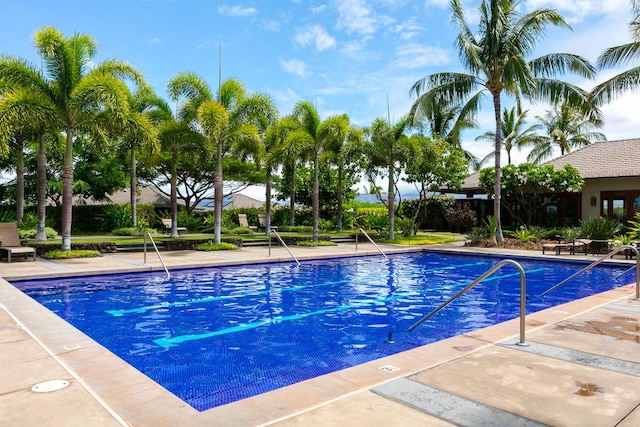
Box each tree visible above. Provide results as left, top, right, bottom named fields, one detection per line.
left=318, top=114, right=364, bottom=232
left=479, top=163, right=584, bottom=226
left=404, top=136, right=467, bottom=234
left=477, top=103, right=542, bottom=166
left=364, top=117, right=413, bottom=240
left=592, top=1, right=640, bottom=105
left=410, top=0, right=595, bottom=242
left=527, top=101, right=605, bottom=164
left=1, top=27, right=147, bottom=250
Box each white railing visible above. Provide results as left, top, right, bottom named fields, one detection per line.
left=355, top=228, right=388, bottom=260
left=143, top=232, right=170, bottom=278
left=268, top=230, right=300, bottom=266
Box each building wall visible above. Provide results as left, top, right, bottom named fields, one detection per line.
left=581, top=177, right=640, bottom=220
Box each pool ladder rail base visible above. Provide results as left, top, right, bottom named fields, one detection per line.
left=143, top=232, right=171, bottom=278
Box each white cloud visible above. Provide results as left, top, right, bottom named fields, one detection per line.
left=217, top=4, right=258, bottom=17
left=262, top=20, right=281, bottom=32
left=281, top=58, right=310, bottom=78
left=525, top=0, right=630, bottom=22
left=335, top=0, right=378, bottom=35
left=395, top=44, right=451, bottom=69
left=294, top=25, right=336, bottom=51
left=392, top=18, right=424, bottom=40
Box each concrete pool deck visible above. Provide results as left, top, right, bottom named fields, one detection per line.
left=1, top=242, right=639, bottom=426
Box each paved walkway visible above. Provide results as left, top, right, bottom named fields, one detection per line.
left=1, top=242, right=639, bottom=426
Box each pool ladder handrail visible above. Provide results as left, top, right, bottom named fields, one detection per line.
left=540, top=244, right=639, bottom=300
left=355, top=228, right=388, bottom=260
left=143, top=232, right=171, bottom=278
left=268, top=229, right=300, bottom=266
left=387, top=259, right=528, bottom=346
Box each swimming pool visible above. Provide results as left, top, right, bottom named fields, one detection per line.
left=12, top=251, right=633, bottom=411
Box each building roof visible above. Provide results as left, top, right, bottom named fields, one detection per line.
left=459, top=138, right=640, bottom=192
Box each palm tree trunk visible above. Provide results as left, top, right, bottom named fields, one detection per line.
left=61, top=131, right=74, bottom=251
left=15, top=137, right=24, bottom=224
left=170, top=145, right=179, bottom=238
left=265, top=170, right=273, bottom=235
left=336, top=164, right=343, bottom=233
left=492, top=92, right=504, bottom=243
left=130, top=146, right=137, bottom=228
left=312, top=152, right=319, bottom=242
left=35, top=129, right=47, bottom=241
left=214, top=138, right=223, bottom=244
left=289, top=164, right=296, bottom=227
left=388, top=163, right=395, bottom=240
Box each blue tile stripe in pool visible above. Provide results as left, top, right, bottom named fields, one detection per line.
left=12, top=252, right=633, bottom=411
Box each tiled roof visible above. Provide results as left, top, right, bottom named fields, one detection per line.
left=460, top=138, right=640, bottom=191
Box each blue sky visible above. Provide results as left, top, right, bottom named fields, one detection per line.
left=2, top=0, right=639, bottom=196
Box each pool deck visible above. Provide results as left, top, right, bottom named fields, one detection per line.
left=1, top=241, right=639, bottom=426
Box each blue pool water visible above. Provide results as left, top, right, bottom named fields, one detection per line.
left=12, top=251, right=633, bottom=411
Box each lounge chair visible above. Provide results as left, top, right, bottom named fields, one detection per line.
left=0, top=222, right=36, bottom=262
left=257, top=214, right=277, bottom=232
left=161, top=218, right=186, bottom=234
left=237, top=214, right=257, bottom=231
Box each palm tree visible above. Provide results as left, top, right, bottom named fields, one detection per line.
left=121, top=87, right=163, bottom=228
left=477, top=104, right=542, bottom=166
left=410, top=95, right=479, bottom=169
left=527, top=102, right=605, bottom=164
left=410, top=0, right=596, bottom=242
left=319, top=114, right=364, bottom=232
left=592, top=1, right=640, bottom=105
left=365, top=117, right=413, bottom=240
left=291, top=101, right=322, bottom=241
left=1, top=27, right=146, bottom=250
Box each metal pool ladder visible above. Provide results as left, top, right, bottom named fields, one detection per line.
left=541, top=244, right=640, bottom=300
left=268, top=229, right=300, bottom=266
left=143, top=232, right=171, bottom=278
left=387, top=259, right=528, bottom=346
left=355, top=228, right=388, bottom=260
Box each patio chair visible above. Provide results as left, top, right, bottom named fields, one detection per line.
left=257, top=214, right=277, bottom=232
left=161, top=218, right=186, bottom=234
left=237, top=214, right=257, bottom=231
left=0, top=222, right=36, bottom=262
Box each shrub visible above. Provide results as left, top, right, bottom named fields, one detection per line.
left=196, top=242, right=238, bottom=251
left=98, top=204, right=132, bottom=231
left=509, top=227, right=539, bottom=242
left=278, top=225, right=313, bottom=233
left=580, top=217, right=622, bottom=240
left=43, top=249, right=101, bottom=259
left=231, top=226, right=254, bottom=235
left=296, top=240, right=337, bottom=247
left=18, top=227, right=58, bottom=240
left=466, top=227, right=489, bottom=245
left=444, top=202, right=477, bottom=232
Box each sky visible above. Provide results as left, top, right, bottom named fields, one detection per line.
left=1, top=0, right=639, bottom=199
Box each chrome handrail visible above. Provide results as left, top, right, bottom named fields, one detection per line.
left=387, top=259, right=528, bottom=346
left=541, top=244, right=639, bottom=300
left=268, top=229, right=300, bottom=266
left=143, top=232, right=170, bottom=278
left=355, top=228, right=388, bottom=260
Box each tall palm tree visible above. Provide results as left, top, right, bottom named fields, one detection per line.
left=477, top=103, right=542, bottom=166
left=527, top=101, right=605, bottom=164
left=121, top=87, right=163, bottom=228
left=410, top=0, right=595, bottom=242
left=593, top=1, right=640, bottom=105
left=291, top=101, right=322, bottom=241
left=410, top=95, right=479, bottom=169
left=365, top=117, right=413, bottom=240
left=1, top=27, right=147, bottom=250
left=0, top=58, right=57, bottom=240
left=319, top=114, right=364, bottom=233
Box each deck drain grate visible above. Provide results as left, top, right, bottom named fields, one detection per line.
left=63, top=344, right=82, bottom=350
left=378, top=365, right=400, bottom=373
left=32, top=380, right=70, bottom=393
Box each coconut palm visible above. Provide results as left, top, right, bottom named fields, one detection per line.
left=409, top=0, right=596, bottom=242
left=592, top=1, right=640, bottom=105
left=477, top=103, right=542, bottom=166
left=527, top=101, right=605, bottom=164
left=365, top=117, right=413, bottom=240
left=410, top=95, right=479, bottom=169
left=0, top=27, right=147, bottom=250
left=319, top=114, right=364, bottom=233
left=0, top=58, right=54, bottom=239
